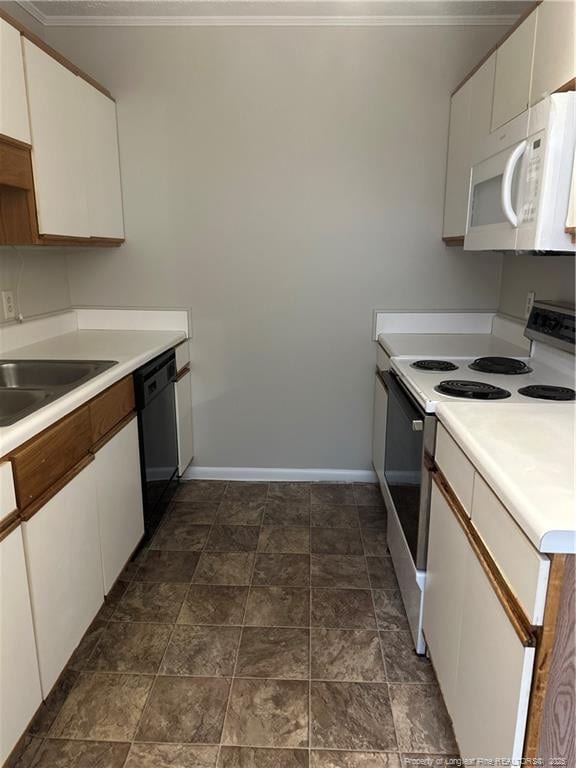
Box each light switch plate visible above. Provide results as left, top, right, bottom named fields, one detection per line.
left=1, top=290, right=16, bottom=321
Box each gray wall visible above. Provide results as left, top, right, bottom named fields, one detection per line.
left=46, top=25, right=505, bottom=470
left=498, top=255, right=575, bottom=319
left=0, top=249, right=72, bottom=323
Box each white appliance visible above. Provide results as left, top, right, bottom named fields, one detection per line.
left=465, top=94, right=576, bottom=252
left=375, top=301, right=575, bottom=654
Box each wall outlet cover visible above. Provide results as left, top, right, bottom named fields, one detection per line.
left=1, top=290, right=16, bottom=321
left=525, top=291, right=535, bottom=319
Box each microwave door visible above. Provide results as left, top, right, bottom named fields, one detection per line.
left=464, top=142, right=525, bottom=251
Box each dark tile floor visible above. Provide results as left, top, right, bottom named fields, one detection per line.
left=9, top=481, right=459, bottom=768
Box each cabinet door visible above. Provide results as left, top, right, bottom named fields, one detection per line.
left=371, top=372, right=388, bottom=490
left=0, top=525, right=42, bottom=765
left=454, top=547, right=535, bottom=761
left=175, top=369, right=194, bottom=476
left=22, top=462, right=103, bottom=695
left=422, top=483, right=468, bottom=715
left=531, top=0, right=576, bottom=106
left=442, top=82, right=471, bottom=238
left=22, top=39, right=90, bottom=237
left=0, top=20, right=30, bottom=143
left=94, top=418, right=144, bottom=593
left=491, top=10, right=537, bottom=131
left=81, top=80, right=124, bottom=239
left=468, top=54, right=496, bottom=165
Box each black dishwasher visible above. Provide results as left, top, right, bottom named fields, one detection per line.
left=134, top=349, right=179, bottom=541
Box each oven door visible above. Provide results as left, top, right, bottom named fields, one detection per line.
left=464, top=140, right=527, bottom=251
left=382, top=370, right=434, bottom=571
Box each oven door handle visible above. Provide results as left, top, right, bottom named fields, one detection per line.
left=382, top=369, right=424, bottom=423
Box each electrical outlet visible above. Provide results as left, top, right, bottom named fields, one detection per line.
left=525, top=291, right=535, bottom=319
left=1, top=290, right=16, bottom=321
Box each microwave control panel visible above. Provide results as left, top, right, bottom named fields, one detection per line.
left=520, top=136, right=543, bottom=225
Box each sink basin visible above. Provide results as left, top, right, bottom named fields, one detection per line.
left=0, top=388, right=54, bottom=427
left=0, top=360, right=117, bottom=389
left=0, top=359, right=118, bottom=427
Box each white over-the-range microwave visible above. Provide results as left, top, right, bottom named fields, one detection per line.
left=464, top=93, right=575, bottom=253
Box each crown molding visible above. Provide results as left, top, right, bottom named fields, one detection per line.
left=16, top=2, right=516, bottom=27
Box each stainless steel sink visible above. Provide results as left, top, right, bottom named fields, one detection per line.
left=0, top=360, right=118, bottom=426
left=0, top=388, right=55, bottom=427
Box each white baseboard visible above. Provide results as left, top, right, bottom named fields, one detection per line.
left=183, top=466, right=378, bottom=483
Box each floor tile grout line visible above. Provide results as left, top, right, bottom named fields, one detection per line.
left=118, top=481, right=229, bottom=768
left=215, top=481, right=268, bottom=762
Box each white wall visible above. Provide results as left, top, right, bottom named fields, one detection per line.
left=498, top=255, right=575, bottom=320
left=46, top=25, right=505, bottom=470
left=0, top=248, right=72, bottom=323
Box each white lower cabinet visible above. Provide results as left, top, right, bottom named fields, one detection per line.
left=21, top=461, right=104, bottom=696
left=453, top=548, right=535, bottom=761
left=423, top=484, right=468, bottom=715
left=94, top=418, right=144, bottom=594
left=0, top=524, right=42, bottom=765
left=175, top=368, right=194, bottom=476
left=425, top=479, right=536, bottom=761
left=371, top=372, right=388, bottom=492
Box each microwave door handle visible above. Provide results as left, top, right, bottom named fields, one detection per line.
left=501, top=140, right=527, bottom=227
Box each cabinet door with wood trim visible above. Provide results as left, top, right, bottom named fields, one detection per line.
left=491, top=10, right=537, bottom=131
left=94, top=417, right=144, bottom=593
left=531, top=0, right=576, bottom=107
left=0, top=524, right=42, bottom=766
left=453, top=546, right=536, bottom=762
left=22, top=39, right=90, bottom=238
left=0, top=19, right=30, bottom=144
left=423, top=483, right=468, bottom=715
left=21, top=460, right=103, bottom=696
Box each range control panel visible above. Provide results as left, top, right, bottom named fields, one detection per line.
left=526, top=301, right=575, bottom=352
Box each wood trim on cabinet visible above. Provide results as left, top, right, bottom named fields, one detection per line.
left=175, top=365, right=191, bottom=382
left=565, top=226, right=576, bottom=244
left=431, top=466, right=536, bottom=648
left=0, top=7, right=112, bottom=99
left=10, top=406, right=93, bottom=511
left=91, top=411, right=136, bottom=454
left=523, top=553, right=567, bottom=757
left=0, top=138, right=39, bottom=245
left=19, top=454, right=94, bottom=522
left=0, top=132, right=31, bottom=151
left=89, top=376, right=136, bottom=445
left=442, top=236, right=465, bottom=246
left=554, top=78, right=576, bottom=94
left=0, top=509, right=21, bottom=544
left=451, top=1, right=542, bottom=96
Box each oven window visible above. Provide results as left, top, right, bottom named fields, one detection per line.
left=384, top=377, right=423, bottom=562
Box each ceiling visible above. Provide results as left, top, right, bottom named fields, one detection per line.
left=19, top=0, right=533, bottom=26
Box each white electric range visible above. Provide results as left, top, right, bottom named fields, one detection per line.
left=374, top=301, right=575, bottom=654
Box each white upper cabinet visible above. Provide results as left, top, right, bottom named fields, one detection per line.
left=443, top=54, right=496, bottom=239
left=468, top=54, right=496, bottom=165
left=531, top=0, right=576, bottom=106
left=81, top=79, right=124, bottom=239
left=443, top=81, right=471, bottom=238
left=21, top=37, right=123, bottom=241
left=491, top=10, right=537, bottom=131
left=22, top=39, right=90, bottom=238
left=0, top=19, right=30, bottom=143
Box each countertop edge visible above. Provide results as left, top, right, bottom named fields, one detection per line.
left=436, top=405, right=576, bottom=556
left=0, top=330, right=187, bottom=458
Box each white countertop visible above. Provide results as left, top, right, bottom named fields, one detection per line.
left=378, top=333, right=529, bottom=359
left=437, top=402, right=576, bottom=554
left=0, top=329, right=187, bottom=456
